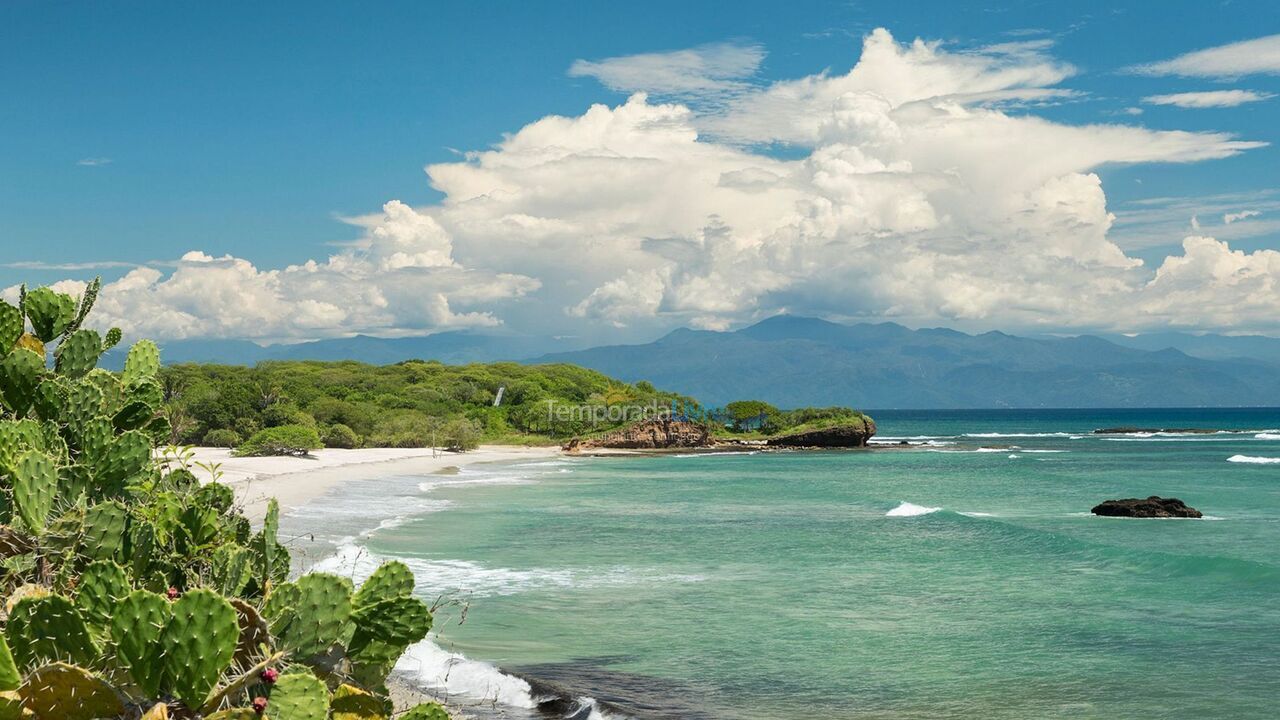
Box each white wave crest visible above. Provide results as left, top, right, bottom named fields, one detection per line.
left=963, top=432, right=1073, bottom=438
left=1227, top=455, right=1280, bottom=465
left=395, top=640, right=536, bottom=709
left=886, top=502, right=941, bottom=517
left=1256, top=433, right=1280, bottom=440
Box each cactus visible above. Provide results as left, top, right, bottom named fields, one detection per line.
left=0, top=638, right=19, bottom=692
left=204, top=710, right=258, bottom=720
left=268, top=670, right=330, bottom=720
left=122, top=339, right=160, bottom=386
left=4, top=594, right=97, bottom=669
left=97, top=429, right=151, bottom=490
left=80, top=501, right=129, bottom=562
left=352, top=561, right=415, bottom=608
left=75, top=560, right=131, bottom=631
left=110, top=590, right=171, bottom=697
left=0, top=348, right=43, bottom=417
left=159, top=588, right=239, bottom=707
left=211, top=543, right=253, bottom=596
left=126, top=517, right=158, bottom=580
left=276, top=573, right=353, bottom=659
left=400, top=703, right=452, bottom=720
left=11, top=451, right=57, bottom=533
left=18, top=662, right=124, bottom=720
left=140, top=702, right=170, bottom=720
left=0, top=300, right=21, bottom=355
left=30, top=377, right=67, bottom=421
left=330, top=683, right=389, bottom=720
left=348, top=596, right=433, bottom=657
left=61, top=380, right=104, bottom=438
left=64, top=277, right=100, bottom=338
left=230, top=598, right=270, bottom=666
left=52, top=329, right=102, bottom=380
left=22, top=287, right=76, bottom=344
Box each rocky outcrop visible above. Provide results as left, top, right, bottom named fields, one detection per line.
left=1091, top=496, right=1202, bottom=518
left=766, top=418, right=877, bottom=448
left=564, top=418, right=711, bottom=451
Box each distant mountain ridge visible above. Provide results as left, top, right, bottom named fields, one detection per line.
left=110, top=317, right=1280, bottom=408
left=535, top=316, right=1280, bottom=409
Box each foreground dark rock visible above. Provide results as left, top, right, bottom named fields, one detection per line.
left=564, top=418, right=710, bottom=451
left=766, top=418, right=877, bottom=448
left=1091, top=496, right=1202, bottom=518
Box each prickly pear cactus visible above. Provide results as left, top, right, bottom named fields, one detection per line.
left=330, top=683, right=388, bottom=720
left=4, top=594, right=97, bottom=669
left=53, top=329, right=102, bottom=380
left=352, top=561, right=415, bottom=608
left=211, top=543, right=253, bottom=596
left=268, top=670, right=330, bottom=720
left=0, top=348, right=43, bottom=417
left=0, top=637, right=20, bottom=692
left=11, top=451, right=57, bottom=533
left=276, top=573, right=353, bottom=658
left=75, top=560, right=131, bottom=631
left=110, top=590, right=171, bottom=697
left=159, top=588, right=239, bottom=707
left=400, top=703, right=452, bottom=720
left=80, top=501, right=129, bottom=562
left=0, top=300, right=21, bottom=355
left=18, top=662, right=124, bottom=720
left=96, top=429, right=151, bottom=490
left=21, top=287, right=76, bottom=344
left=122, top=339, right=160, bottom=386
left=349, top=596, right=433, bottom=655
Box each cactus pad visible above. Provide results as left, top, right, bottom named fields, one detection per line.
left=122, top=339, right=160, bottom=385
left=269, top=670, right=330, bottom=720
left=97, top=429, right=151, bottom=489
left=330, top=684, right=388, bottom=720
left=75, top=560, right=131, bottom=630
left=62, top=381, right=105, bottom=435
left=140, top=702, right=170, bottom=720
left=0, top=300, right=21, bottom=355
left=81, top=501, right=129, bottom=562
left=4, top=594, right=97, bottom=669
left=18, top=662, right=124, bottom=720
left=352, top=561, right=415, bottom=608
left=22, top=288, right=76, bottom=343
left=53, top=329, right=101, bottom=380
left=159, top=588, right=239, bottom=707
left=349, top=596, right=433, bottom=655
left=12, top=451, right=57, bottom=533
left=204, top=710, right=258, bottom=720
left=211, top=543, right=253, bottom=597
left=400, top=703, right=451, bottom=720
left=229, top=598, right=269, bottom=666
left=0, top=348, right=43, bottom=417
left=277, top=573, right=353, bottom=658
left=30, top=378, right=67, bottom=422
left=0, top=637, right=20, bottom=692
left=110, top=590, right=171, bottom=697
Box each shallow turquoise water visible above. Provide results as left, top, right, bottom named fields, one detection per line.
left=292, top=409, right=1280, bottom=719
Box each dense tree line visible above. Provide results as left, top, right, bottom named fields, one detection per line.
left=159, top=359, right=696, bottom=450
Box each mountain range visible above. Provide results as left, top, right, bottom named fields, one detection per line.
left=113, top=317, right=1280, bottom=408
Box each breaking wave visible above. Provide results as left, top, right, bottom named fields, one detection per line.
left=1227, top=455, right=1280, bottom=465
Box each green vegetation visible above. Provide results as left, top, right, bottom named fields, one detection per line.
left=234, top=424, right=323, bottom=457
left=0, top=280, right=450, bottom=718
left=713, top=403, right=873, bottom=438
left=160, top=359, right=697, bottom=450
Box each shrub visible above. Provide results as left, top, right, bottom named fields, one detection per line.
left=234, top=423, right=323, bottom=456
left=442, top=417, right=482, bottom=452
left=322, top=422, right=360, bottom=448
left=202, top=428, right=242, bottom=448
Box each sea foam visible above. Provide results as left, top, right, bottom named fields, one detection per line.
left=1227, top=455, right=1280, bottom=465
left=1256, top=433, right=1280, bottom=440
left=886, top=502, right=941, bottom=517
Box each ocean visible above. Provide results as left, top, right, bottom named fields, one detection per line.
left=283, top=409, right=1280, bottom=719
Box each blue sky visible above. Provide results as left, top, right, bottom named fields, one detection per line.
left=3, top=0, right=1279, bottom=343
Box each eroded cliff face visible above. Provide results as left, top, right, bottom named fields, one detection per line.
left=765, top=417, right=877, bottom=448
left=564, top=418, right=711, bottom=450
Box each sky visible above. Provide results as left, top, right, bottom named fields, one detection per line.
left=2, top=0, right=1279, bottom=345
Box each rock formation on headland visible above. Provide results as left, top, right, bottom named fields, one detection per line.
left=766, top=417, right=877, bottom=448
left=1091, top=496, right=1203, bottom=518
left=563, top=418, right=710, bottom=451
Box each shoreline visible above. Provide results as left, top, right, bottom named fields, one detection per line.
left=181, top=444, right=563, bottom=523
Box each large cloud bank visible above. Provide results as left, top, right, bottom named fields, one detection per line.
left=11, top=29, right=1278, bottom=340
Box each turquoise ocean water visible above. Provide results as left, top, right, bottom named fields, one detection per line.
left=284, top=409, right=1280, bottom=719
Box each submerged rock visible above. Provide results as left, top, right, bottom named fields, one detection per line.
left=1091, top=496, right=1202, bottom=518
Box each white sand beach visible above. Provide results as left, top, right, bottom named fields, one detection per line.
left=174, top=445, right=562, bottom=523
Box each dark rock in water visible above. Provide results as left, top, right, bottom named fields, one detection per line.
left=1091, top=496, right=1202, bottom=518
left=766, top=418, right=877, bottom=448
left=1093, top=427, right=1222, bottom=435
